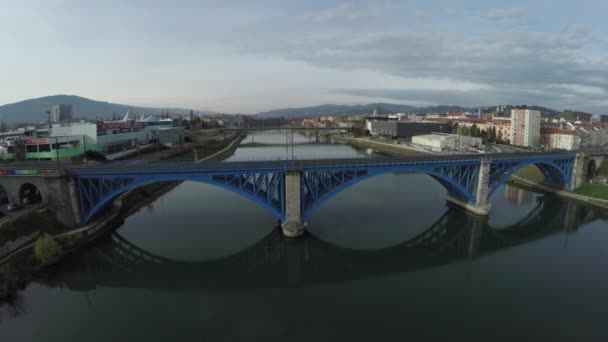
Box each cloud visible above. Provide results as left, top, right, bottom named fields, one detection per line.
left=230, top=8, right=608, bottom=113
left=486, top=5, right=536, bottom=21
left=296, top=3, right=387, bottom=23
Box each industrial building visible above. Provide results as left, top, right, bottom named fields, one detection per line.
left=411, top=133, right=482, bottom=152
left=0, top=120, right=183, bottom=161
left=369, top=121, right=452, bottom=140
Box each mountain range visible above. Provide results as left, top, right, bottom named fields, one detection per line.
left=0, top=95, right=604, bottom=124
left=257, top=103, right=605, bottom=122
left=0, top=95, right=215, bottom=124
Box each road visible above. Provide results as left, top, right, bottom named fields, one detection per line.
left=0, top=203, right=44, bottom=226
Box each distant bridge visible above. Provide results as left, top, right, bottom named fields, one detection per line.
left=0, top=151, right=603, bottom=237
left=219, top=126, right=348, bottom=131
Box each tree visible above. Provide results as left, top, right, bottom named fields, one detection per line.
left=490, top=127, right=497, bottom=142
left=461, top=125, right=470, bottom=136
left=480, top=129, right=488, bottom=142
left=34, top=234, right=62, bottom=266
left=470, top=124, right=478, bottom=137
left=453, top=122, right=459, bottom=134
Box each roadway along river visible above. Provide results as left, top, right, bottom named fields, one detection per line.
left=2, top=130, right=608, bottom=341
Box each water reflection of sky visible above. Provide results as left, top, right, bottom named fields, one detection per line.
left=488, top=184, right=544, bottom=229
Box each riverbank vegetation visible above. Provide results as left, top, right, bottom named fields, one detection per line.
left=574, top=183, right=608, bottom=200
left=189, top=128, right=220, bottom=138
left=174, top=133, right=244, bottom=161
left=0, top=209, right=67, bottom=246
left=598, top=161, right=608, bottom=177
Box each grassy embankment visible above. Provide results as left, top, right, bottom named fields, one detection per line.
left=0, top=208, right=66, bottom=246
left=573, top=161, right=608, bottom=200
left=189, top=128, right=220, bottom=139
left=515, top=163, right=608, bottom=200
left=0, top=209, right=73, bottom=299
left=174, top=133, right=244, bottom=161
left=333, top=136, right=424, bottom=156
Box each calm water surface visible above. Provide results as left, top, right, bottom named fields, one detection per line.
left=1, top=131, right=607, bottom=341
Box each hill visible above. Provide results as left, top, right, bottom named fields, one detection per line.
left=258, top=103, right=605, bottom=121
left=257, top=103, right=496, bottom=118
left=0, top=95, right=214, bottom=124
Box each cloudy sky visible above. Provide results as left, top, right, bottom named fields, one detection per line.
left=1, top=0, right=608, bottom=113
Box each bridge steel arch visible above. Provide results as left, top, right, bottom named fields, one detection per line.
left=298, top=154, right=575, bottom=221
left=75, top=169, right=287, bottom=224
left=485, top=156, right=574, bottom=199
left=299, top=161, right=480, bottom=221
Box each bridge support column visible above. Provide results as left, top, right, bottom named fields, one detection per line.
left=446, top=160, right=491, bottom=216
left=45, top=171, right=80, bottom=228
left=281, top=170, right=305, bottom=238
left=571, top=152, right=587, bottom=190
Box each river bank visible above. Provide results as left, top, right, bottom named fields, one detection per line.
left=510, top=175, right=608, bottom=210
left=0, top=181, right=179, bottom=299
left=0, top=132, right=244, bottom=300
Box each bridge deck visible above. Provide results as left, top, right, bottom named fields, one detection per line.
left=0, top=151, right=578, bottom=175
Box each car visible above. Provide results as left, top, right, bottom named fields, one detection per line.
left=7, top=203, right=22, bottom=212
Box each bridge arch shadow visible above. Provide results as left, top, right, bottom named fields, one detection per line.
left=77, top=172, right=287, bottom=224
left=60, top=193, right=599, bottom=291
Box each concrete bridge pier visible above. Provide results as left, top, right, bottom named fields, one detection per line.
left=446, top=160, right=491, bottom=216
left=281, top=171, right=306, bottom=238
left=45, top=170, right=81, bottom=228
left=571, top=152, right=587, bottom=190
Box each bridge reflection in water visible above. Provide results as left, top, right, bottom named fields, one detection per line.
left=52, top=194, right=604, bottom=292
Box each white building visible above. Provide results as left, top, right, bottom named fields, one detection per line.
left=553, top=133, right=580, bottom=150
left=412, top=133, right=482, bottom=152
left=510, top=109, right=540, bottom=147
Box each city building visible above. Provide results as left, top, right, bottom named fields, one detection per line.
left=0, top=119, right=183, bottom=161
left=411, top=133, right=482, bottom=152
left=424, top=117, right=511, bottom=143
left=369, top=121, right=452, bottom=140
left=540, top=128, right=581, bottom=151
left=51, top=104, right=73, bottom=123
left=577, top=125, right=608, bottom=148
left=510, top=109, right=540, bottom=147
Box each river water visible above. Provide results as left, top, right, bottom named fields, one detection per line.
left=1, top=131, right=608, bottom=341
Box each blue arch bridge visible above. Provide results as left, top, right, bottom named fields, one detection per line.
left=3, top=152, right=599, bottom=237
left=59, top=151, right=593, bottom=237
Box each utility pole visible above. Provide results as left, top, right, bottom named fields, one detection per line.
left=55, top=137, right=60, bottom=168
left=45, top=110, right=52, bottom=136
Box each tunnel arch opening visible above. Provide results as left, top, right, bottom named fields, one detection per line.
left=0, top=184, right=8, bottom=205
left=19, top=183, right=42, bottom=205
left=587, top=159, right=597, bottom=180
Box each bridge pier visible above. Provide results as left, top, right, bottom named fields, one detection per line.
left=45, top=170, right=80, bottom=228
left=571, top=152, right=587, bottom=190
left=281, top=171, right=306, bottom=238
left=446, top=160, right=491, bottom=216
